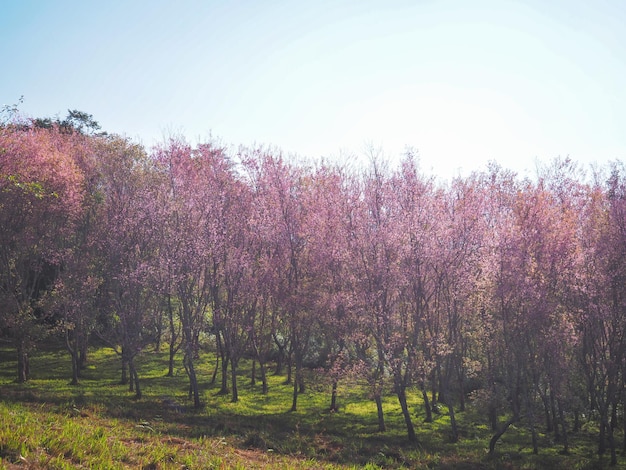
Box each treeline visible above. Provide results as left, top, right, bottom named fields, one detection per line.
left=1, top=118, right=626, bottom=463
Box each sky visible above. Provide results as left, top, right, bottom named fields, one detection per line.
left=1, top=0, right=625, bottom=179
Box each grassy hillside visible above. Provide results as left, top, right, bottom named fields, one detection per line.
left=0, top=343, right=621, bottom=469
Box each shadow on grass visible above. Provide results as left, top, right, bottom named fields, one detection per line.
left=0, top=345, right=619, bottom=470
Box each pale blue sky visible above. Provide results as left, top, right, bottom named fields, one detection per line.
left=2, top=0, right=625, bottom=178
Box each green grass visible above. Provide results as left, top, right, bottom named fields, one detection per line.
left=0, top=342, right=623, bottom=469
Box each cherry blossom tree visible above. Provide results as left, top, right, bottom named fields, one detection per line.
left=153, top=139, right=233, bottom=407
left=300, top=162, right=357, bottom=411
left=577, top=164, right=626, bottom=464
left=0, top=126, right=87, bottom=382
left=254, top=152, right=318, bottom=411
left=94, top=136, right=161, bottom=398
left=348, top=154, right=421, bottom=441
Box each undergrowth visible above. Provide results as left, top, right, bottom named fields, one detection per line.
left=0, top=343, right=623, bottom=469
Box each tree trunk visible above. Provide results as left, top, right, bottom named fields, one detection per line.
left=184, top=352, right=201, bottom=408
left=550, top=390, right=560, bottom=438
left=166, top=294, right=178, bottom=377
left=216, top=331, right=229, bottom=395
left=623, top=404, right=626, bottom=453
left=70, top=349, right=79, bottom=385
left=447, top=401, right=459, bottom=443
left=330, top=380, right=338, bottom=412
left=130, top=359, right=141, bottom=399
left=167, top=340, right=176, bottom=377
left=489, top=415, right=519, bottom=455
left=527, top=390, right=538, bottom=455
left=291, top=369, right=299, bottom=412
left=286, top=349, right=293, bottom=384
left=599, top=418, right=607, bottom=455
left=66, top=330, right=79, bottom=385
left=441, top=377, right=458, bottom=442
left=488, top=401, right=498, bottom=431
left=250, top=359, right=256, bottom=386
left=274, top=343, right=284, bottom=375
left=396, top=383, right=418, bottom=443
left=78, top=337, right=88, bottom=371
left=290, top=355, right=301, bottom=412
left=259, top=359, right=268, bottom=394
left=298, top=373, right=305, bottom=394
left=540, top=390, right=553, bottom=433
left=231, top=357, right=239, bottom=403
left=120, top=351, right=128, bottom=385
left=598, top=402, right=616, bottom=462
left=219, top=352, right=229, bottom=395
left=558, top=398, right=569, bottom=454
left=436, top=363, right=445, bottom=404
left=16, top=339, right=29, bottom=383
left=375, top=394, right=386, bottom=432
left=456, top=364, right=466, bottom=412
left=210, top=353, right=219, bottom=385
left=421, top=386, right=433, bottom=423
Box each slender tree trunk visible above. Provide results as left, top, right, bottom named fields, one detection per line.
left=231, top=356, right=239, bottom=402
left=128, top=364, right=134, bottom=393
left=488, top=398, right=499, bottom=431
left=611, top=400, right=618, bottom=431
left=286, top=348, right=293, bottom=384
left=441, top=377, right=459, bottom=442
left=154, top=310, right=163, bottom=353
left=251, top=337, right=268, bottom=394
left=298, top=372, right=305, bottom=394
left=291, top=368, right=299, bottom=412
left=130, top=359, right=141, bottom=399
left=458, top=383, right=466, bottom=412
left=573, top=410, right=580, bottom=433
left=530, top=416, right=539, bottom=454
left=290, top=355, right=301, bottom=412
left=430, top=368, right=438, bottom=408
left=604, top=417, right=617, bottom=466
left=259, top=360, right=268, bottom=394
left=447, top=401, right=459, bottom=443
left=550, top=388, right=561, bottom=436
left=375, top=394, right=386, bottom=432
left=167, top=341, right=176, bottom=377
left=330, top=381, right=338, bottom=412
left=274, top=343, right=284, bottom=375
left=120, top=347, right=128, bottom=385
left=489, top=415, right=519, bottom=455
left=456, top=362, right=466, bottom=412
left=78, top=336, right=88, bottom=371
left=210, top=353, right=219, bottom=385
left=219, top=352, right=229, bottom=395
left=526, top=389, right=539, bottom=454
left=396, top=383, right=418, bottom=444
left=250, top=359, right=256, bottom=386
left=215, top=330, right=229, bottom=394
left=600, top=415, right=618, bottom=466
left=558, top=398, right=569, bottom=454
left=70, top=350, right=79, bottom=385
left=540, top=390, right=553, bottom=433
left=166, top=294, right=178, bottom=377
left=66, top=330, right=79, bottom=385
left=421, top=386, right=433, bottom=423
left=184, top=352, right=201, bottom=408
left=623, top=404, right=626, bottom=453
left=599, top=417, right=607, bottom=455
left=436, top=363, right=446, bottom=404
left=16, top=339, right=29, bottom=383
